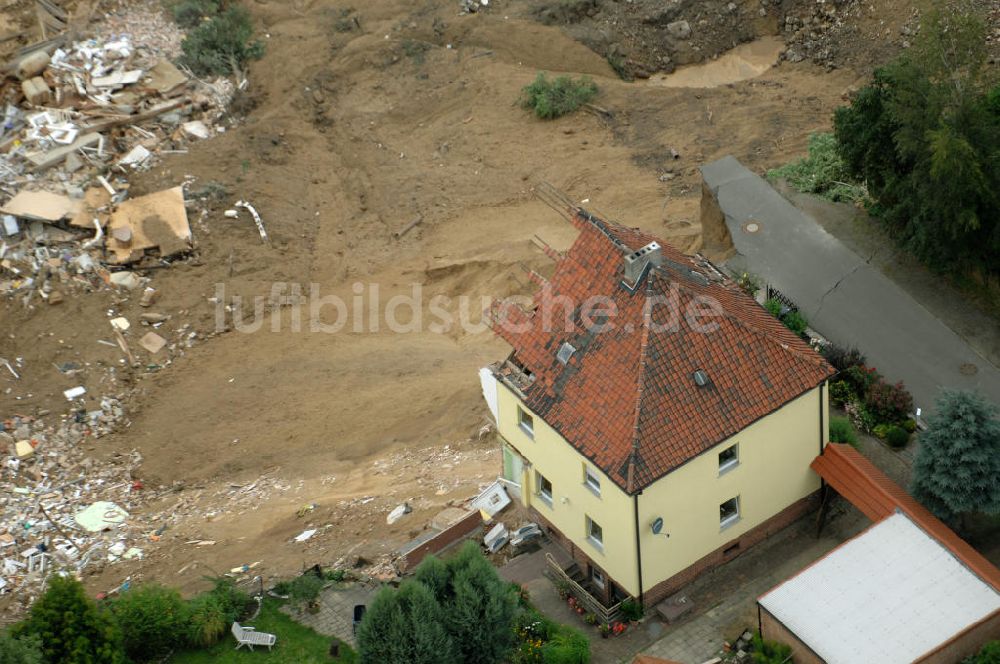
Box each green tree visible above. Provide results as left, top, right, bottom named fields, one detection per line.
left=833, top=0, right=1000, bottom=278
left=437, top=542, right=518, bottom=664
left=360, top=543, right=517, bottom=664
left=357, top=581, right=458, bottom=664
left=12, top=576, right=124, bottom=664
left=109, top=585, right=190, bottom=661
left=0, top=633, right=43, bottom=664
left=911, top=390, right=1000, bottom=523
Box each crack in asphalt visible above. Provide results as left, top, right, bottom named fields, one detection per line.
left=811, top=248, right=878, bottom=319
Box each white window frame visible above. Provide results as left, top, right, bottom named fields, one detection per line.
left=586, top=515, right=604, bottom=551
left=720, top=496, right=741, bottom=530
left=536, top=471, right=553, bottom=507
left=591, top=567, right=606, bottom=590
left=718, top=443, right=739, bottom=475
left=583, top=465, right=601, bottom=497
left=518, top=407, right=534, bottom=438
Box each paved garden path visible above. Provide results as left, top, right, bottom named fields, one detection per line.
left=280, top=582, right=379, bottom=648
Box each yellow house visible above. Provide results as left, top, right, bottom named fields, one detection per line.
left=483, top=208, right=834, bottom=610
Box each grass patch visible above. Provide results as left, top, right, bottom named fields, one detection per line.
left=520, top=72, right=597, bottom=119
left=169, top=598, right=356, bottom=664
left=767, top=133, right=867, bottom=203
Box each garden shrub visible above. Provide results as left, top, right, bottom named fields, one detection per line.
left=829, top=380, right=855, bottom=408
left=288, top=572, right=325, bottom=605
left=618, top=598, right=643, bottom=622
left=111, top=585, right=189, bottom=661
left=971, top=639, right=1000, bottom=663
left=845, top=401, right=877, bottom=433
left=886, top=425, right=910, bottom=448
left=514, top=609, right=557, bottom=642
left=186, top=593, right=226, bottom=648
left=0, top=632, right=43, bottom=664
left=821, top=343, right=866, bottom=373
left=520, top=73, right=597, bottom=119
left=540, top=627, right=589, bottom=664
left=873, top=423, right=893, bottom=440
left=782, top=310, right=809, bottom=336
left=865, top=378, right=913, bottom=423
left=736, top=272, right=762, bottom=297
left=751, top=634, right=793, bottom=664
left=763, top=298, right=783, bottom=318
left=206, top=577, right=254, bottom=622
left=179, top=6, right=264, bottom=76
left=324, top=568, right=347, bottom=583
left=844, top=364, right=881, bottom=397
left=762, top=298, right=807, bottom=335
left=829, top=416, right=858, bottom=446
left=13, top=576, right=124, bottom=664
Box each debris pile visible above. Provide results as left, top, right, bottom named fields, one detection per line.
left=0, top=402, right=146, bottom=610
left=0, top=24, right=235, bottom=303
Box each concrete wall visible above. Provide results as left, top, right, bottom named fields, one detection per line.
left=495, top=379, right=826, bottom=601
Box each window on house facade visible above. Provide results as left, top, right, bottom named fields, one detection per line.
left=720, top=496, right=740, bottom=530
left=584, top=465, right=601, bottom=496
left=586, top=515, right=603, bottom=550
left=718, top=444, right=739, bottom=474
left=590, top=566, right=606, bottom=590
left=536, top=471, right=553, bottom=506
left=518, top=407, right=534, bottom=438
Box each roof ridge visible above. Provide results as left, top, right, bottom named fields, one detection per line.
left=625, top=282, right=656, bottom=494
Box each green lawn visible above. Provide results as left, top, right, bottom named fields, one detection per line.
left=170, top=598, right=357, bottom=664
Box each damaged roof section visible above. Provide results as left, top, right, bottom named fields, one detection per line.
left=490, top=208, right=833, bottom=494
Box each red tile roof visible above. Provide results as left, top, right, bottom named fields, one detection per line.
left=812, top=443, right=1000, bottom=591
left=491, top=210, right=834, bottom=494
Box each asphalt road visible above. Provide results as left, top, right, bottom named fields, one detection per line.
left=702, top=156, right=1000, bottom=415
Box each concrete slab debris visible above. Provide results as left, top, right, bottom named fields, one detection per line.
left=145, top=58, right=188, bottom=95
left=62, top=386, right=86, bottom=400
left=74, top=501, right=129, bottom=532
left=1, top=190, right=79, bottom=222
left=106, top=186, right=191, bottom=263
left=138, top=331, right=166, bottom=354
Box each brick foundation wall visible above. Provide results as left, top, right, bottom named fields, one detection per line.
left=918, top=609, right=1000, bottom=664
left=642, top=491, right=820, bottom=607
left=399, top=510, right=483, bottom=571
left=760, top=607, right=825, bottom=664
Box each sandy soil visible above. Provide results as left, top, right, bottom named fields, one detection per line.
left=1, top=0, right=873, bottom=602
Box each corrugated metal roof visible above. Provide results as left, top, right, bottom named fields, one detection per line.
left=812, top=442, right=1000, bottom=590
left=760, top=512, right=1000, bottom=664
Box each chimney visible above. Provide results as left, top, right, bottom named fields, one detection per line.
left=623, top=241, right=662, bottom=284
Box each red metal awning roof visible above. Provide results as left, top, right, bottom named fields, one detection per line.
left=812, top=442, right=1000, bottom=591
